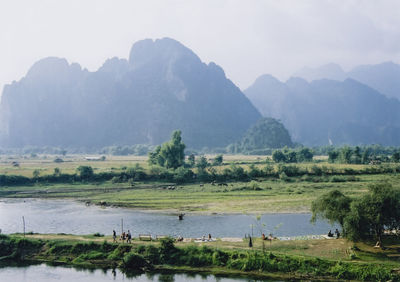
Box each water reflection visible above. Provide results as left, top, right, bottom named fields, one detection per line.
left=0, top=264, right=277, bottom=281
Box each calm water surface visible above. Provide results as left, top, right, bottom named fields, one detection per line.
left=0, top=264, right=275, bottom=282
left=0, top=199, right=335, bottom=237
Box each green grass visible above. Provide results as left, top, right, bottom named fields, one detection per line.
left=2, top=233, right=399, bottom=281
left=1, top=154, right=400, bottom=213
left=1, top=173, right=398, bottom=213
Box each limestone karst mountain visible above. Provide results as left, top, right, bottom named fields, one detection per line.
left=294, top=62, right=400, bottom=100
left=0, top=38, right=261, bottom=149
left=244, top=75, right=400, bottom=146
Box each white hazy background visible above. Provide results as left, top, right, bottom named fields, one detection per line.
left=1, top=0, right=400, bottom=95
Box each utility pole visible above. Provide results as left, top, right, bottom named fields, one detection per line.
left=22, top=216, right=25, bottom=238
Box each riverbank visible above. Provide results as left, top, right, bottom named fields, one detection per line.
left=1, top=234, right=399, bottom=281
left=2, top=154, right=400, bottom=213
left=2, top=172, right=399, bottom=214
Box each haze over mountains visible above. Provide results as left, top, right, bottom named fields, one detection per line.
left=244, top=75, right=400, bottom=146
left=294, top=62, right=400, bottom=100
left=1, top=37, right=400, bottom=150
left=0, top=38, right=261, bottom=149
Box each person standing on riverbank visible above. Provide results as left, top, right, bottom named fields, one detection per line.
left=112, top=230, right=117, bottom=243
left=127, top=230, right=132, bottom=243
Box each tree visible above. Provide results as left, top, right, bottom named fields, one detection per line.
left=392, top=151, right=400, bottom=163
left=148, top=145, right=164, bottom=166
left=286, top=151, right=297, bottom=163
left=53, top=167, right=61, bottom=176
left=328, top=150, right=339, bottom=163
left=352, top=146, right=362, bottom=164
left=361, top=149, right=371, bottom=164
left=272, top=150, right=286, bottom=163
left=148, top=131, right=186, bottom=169
left=297, top=148, right=313, bottom=162
left=32, top=169, right=40, bottom=178
left=77, top=166, right=94, bottom=180
left=196, top=156, right=209, bottom=170
left=344, top=183, right=400, bottom=247
left=311, top=190, right=352, bottom=233
left=187, top=154, right=195, bottom=167
left=340, top=146, right=353, bottom=164
left=160, top=131, right=186, bottom=169
left=213, top=154, right=223, bottom=166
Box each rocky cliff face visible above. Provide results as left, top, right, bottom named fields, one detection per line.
left=0, top=38, right=261, bottom=149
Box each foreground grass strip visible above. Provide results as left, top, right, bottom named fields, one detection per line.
left=0, top=234, right=399, bottom=281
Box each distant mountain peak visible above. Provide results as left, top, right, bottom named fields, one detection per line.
left=286, top=76, right=308, bottom=86
left=26, top=57, right=76, bottom=79
left=252, top=74, right=282, bottom=86
left=294, top=63, right=346, bottom=82
left=128, top=37, right=201, bottom=69
left=294, top=61, right=400, bottom=99
left=0, top=38, right=260, bottom=149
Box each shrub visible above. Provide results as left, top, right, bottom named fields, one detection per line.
left=108, top=245, right=132, bottom=260
left=143, top=245, right=160, bottom=264
left=122, top=252, right=147, bottom=269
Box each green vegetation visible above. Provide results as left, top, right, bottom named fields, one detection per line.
left=311, top=190, right=351, bottom=232
left=272, top=147, right=314, bottom=163
left=326, top=145, right=400, bottom=164
left=312, top=183, right=400, bottom=247
left=148, top=130, right=186, bottom=169
left=227, top=118, right=293, bottom=155
left=1, top=234, right=399, bottom=281
left=344, top=183, right=400, bottom=246
left=2, top=152, right=400, bottom=213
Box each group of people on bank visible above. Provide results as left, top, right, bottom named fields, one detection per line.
left=327, top=229, right=340, bottom=239
left=113, top=229, right=132, bottom=243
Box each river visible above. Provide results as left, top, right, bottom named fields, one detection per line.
left=0, top=199, right=336, bottom=238
left=0, top=264, right=278, bottom=282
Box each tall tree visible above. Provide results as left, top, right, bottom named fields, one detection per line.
left=148, top=130, right=186, bottom=169
left=344, top=183, right=400, bottom=247
left=311, top=190, right=352, bottom=233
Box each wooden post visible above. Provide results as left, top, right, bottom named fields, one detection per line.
left=22, top=216, right=25, bottom=238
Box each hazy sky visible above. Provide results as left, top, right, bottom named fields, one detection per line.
left=1, top=0, right=400, bottom=95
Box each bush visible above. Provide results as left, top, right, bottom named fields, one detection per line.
left=330, top=176, right=346, bottom=183
left=159, top=237, right=177, bottom=263
left=122, top=252, right=147, bottom=269
left=108, top=245, right=132, bottom=260
left=143, top=245, right=160, bottom=264
left=78, top=250, right=106, bottom=260
left=76, top=166, right=94, bottom=180
left=173, top=167, right=194, bottom=183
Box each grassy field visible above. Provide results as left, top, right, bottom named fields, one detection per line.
left=21, top=233, right=400, bottom=264
left=2, top=233, right=399, bottom=281
left=1, top=154, right=400, bottom=213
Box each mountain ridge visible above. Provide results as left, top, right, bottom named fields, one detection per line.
left=294, top=61, right=400, bottom=100
left=244, top=74, right=400, bottom=146
left=0, top=38, right=261, bottom=149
